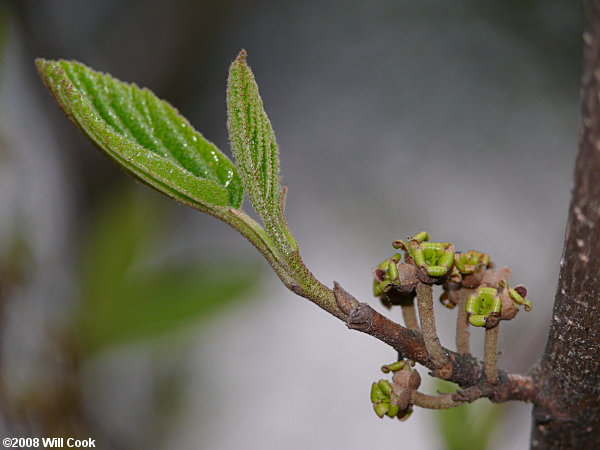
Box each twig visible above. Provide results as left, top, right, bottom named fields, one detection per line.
left=401, top=301, right=419, bottom=331
left=411, top=386, right=483, bottom=410
left=484, top=324, right=499, bottom=383
left=341, top=297, right=536, bottom=403
left=416, top=282, right=448, bottom=368
left=455, top=290, right=471, bottom=355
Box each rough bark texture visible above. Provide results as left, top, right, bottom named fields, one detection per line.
left=531, top=1, right=600, bottom=447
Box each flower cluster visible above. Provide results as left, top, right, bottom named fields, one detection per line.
left=373, top=231, right=532, bottom=327
left=369, top=231, right=534, bottom=420
left=370, top=360, right=420, bottom=420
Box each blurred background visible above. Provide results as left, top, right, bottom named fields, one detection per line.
left=0, top=1, right=583, bottom=449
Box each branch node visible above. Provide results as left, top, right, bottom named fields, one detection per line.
left=333, top=281, right=359, bottom=316
left=348, top=303, right=373, bottom=329
left=431, top=363, right=454, bottom=380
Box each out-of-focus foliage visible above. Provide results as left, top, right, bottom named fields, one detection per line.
left=78, top=186, right=260, bottom=353
left=0, top=233, right=29, bottom=294
left=435, top=380, right=503, bottom=450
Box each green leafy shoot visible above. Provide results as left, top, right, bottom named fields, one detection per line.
left=227, top=50, right=297, bottom=254
left=36, top=54, right=319, bottom=313
left=35, top=58, right=244, bottom=212
left=78, top=187, right=260, bottom=353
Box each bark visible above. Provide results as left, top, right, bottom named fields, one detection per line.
left=531, top=1, right=600, bottom=447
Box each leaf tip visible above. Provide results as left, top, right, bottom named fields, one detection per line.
left=236, top=49, right=248, bottom=63
left=34, top=57, right=49, bottom=74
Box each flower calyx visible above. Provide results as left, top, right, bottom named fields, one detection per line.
left=454, top=250, right=491, bottom=275
left=465, top=286, right=502, bottom=328
left=465, top=280, right=532, bottom=327
left=393, top=231, right=455, bottom=281
left=451, top=250, right=491, bottom=287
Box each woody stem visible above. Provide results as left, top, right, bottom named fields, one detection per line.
left=416, top=282, right=448, bottom=368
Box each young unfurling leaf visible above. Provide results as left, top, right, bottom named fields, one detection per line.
left=36, top=59, right=244, bottom=212
left=227, top=50, right=297, bottom=254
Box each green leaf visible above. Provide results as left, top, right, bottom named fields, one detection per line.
left=435, top=380, right=503, bottom=450
left=78, top=187, right=260, bottom=353
left=36, top=58, right=244, bottom=211
left=227, top=50, right=296, bottom=253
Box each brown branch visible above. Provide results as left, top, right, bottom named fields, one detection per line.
left=332, top=283, right=536, bottom=404
left=531, top=1, right=600, bottom=447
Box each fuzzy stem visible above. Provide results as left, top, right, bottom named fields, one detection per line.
left=416, top=282, right=448, bottom=368
left=284, top=251, right=348, bottom=320
left=225, top=209, right=295, bottom=287
left=484, top=324, right=499, bottom=383
left=455, top=291, right=471, bottom=355
left=410, top=388, right=479, bottom=410
left=412, top=391, right=461, bottom=409
left=401, top=302, right=420, bottom=331
left=226, top=209, right=347, bottom=320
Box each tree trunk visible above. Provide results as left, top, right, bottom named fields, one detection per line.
left=531, top=1, right=600, bottom=447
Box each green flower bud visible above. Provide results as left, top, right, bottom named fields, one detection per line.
left=508, top=285, right=532, bottom=311
left=373, top=401, right=389, bottom=418
left=412, top=247, right=426, bottom=267
left=426, top=265, right=448, bottom=277
left=387, top=260, right=399, bottom=282
left=378, top=379, right=393, bottom=397
left=412, top=231, right=429, bottom=243
left=373, top=279, right=385, bottom=297
left=386, top=402, right=400, bottom=418
left=468, top=314, right=487, bottom=327
left=371, top=382, right=386, bottom=402
left=381, top=360, right=406, bottom=373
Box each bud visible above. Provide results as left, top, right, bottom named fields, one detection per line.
left=378, top=379, right=393, bottom=396
left=381, top=360, right=407, bottom=373
left=373, top=401, right=389, bottom=418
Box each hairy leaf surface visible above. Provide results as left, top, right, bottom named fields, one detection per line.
left=36, top=59, right=244, bottom=210
left=227, top=51, right=296, bottom=252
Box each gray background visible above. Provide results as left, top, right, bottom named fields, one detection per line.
left=0, top=1, right=582, bottom=449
